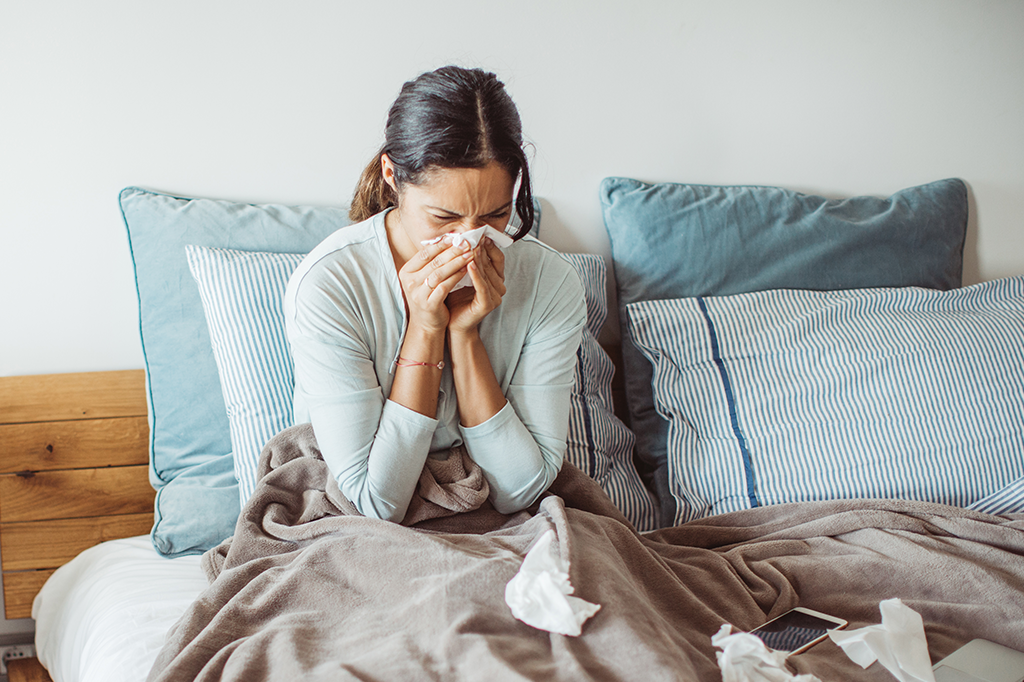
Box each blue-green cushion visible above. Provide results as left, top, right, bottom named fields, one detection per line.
left=120, top=187, right=350, bottom=556
left=600, top=177, right=968, bottom=524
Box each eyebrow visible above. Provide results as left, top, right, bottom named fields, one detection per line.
left=427, top=202, right=513, bottom=217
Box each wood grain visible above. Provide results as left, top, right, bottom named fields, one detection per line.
left=0, top=513, right=153, bottom=571
left=0, top=370, right=157, bottom=625
left=0, top=370, right=146, bottom=425
left=0, top=417, right=148, bottom=474
left=2, top=570, right=54, bottom=620
left=0, top=466, right=154, bottom=524
left=6, top=656, right=54, bottom=682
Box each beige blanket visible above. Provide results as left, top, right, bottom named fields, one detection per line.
left=149, top=424, right=1024, bottom=681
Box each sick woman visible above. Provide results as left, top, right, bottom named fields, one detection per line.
left=283, top=66, right=586, bottom=523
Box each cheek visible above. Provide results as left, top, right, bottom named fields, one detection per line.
left=404, top=214, right=445, bottom=243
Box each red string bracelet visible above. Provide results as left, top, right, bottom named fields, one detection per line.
left=397, top=357, right=445, bottom=370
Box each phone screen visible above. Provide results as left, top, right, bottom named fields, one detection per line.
left=750, top=611, right=840, bottom=652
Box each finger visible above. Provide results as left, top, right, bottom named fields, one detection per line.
left=465, top=260, right=487, bottom=297
left=413, top=243, right=457, bottom=289
left=426, top=263, right=470, bottom=300
left=411, top=237, right=452, bottom=268
left=476, top=243, right=506, bottom=294
left=425, top=242, right=475, bottom=285
left=484, top=239, right=505, bottom=279
left=407, top=242, right=466, bottom=293
left=466, top=260, right=503, bottom=306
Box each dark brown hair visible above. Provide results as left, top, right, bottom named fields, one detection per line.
left=350, top=66, right=534, bottom=239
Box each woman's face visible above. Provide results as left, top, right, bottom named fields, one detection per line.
left=383, top=157, right=516, bottom=264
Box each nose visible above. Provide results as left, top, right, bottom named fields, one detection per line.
left=453, top=217, right=487, bottom=233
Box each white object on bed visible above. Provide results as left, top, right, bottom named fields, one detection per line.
left=829, top=599, right=936, bottom=682
left=711, top=624, right=822, bottom=682
left=32, top=535, right=207, bottom=682
left=504, top=529, right=600, bottom=637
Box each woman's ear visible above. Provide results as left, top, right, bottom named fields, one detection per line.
left=380, top=153, right=398, bottom=192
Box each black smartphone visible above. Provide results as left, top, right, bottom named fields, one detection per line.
left=748, top=607, right=848, bottom=654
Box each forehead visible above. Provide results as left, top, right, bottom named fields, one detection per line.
left=405, top=162, right=515, bottom=213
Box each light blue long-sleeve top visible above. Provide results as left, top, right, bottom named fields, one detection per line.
left=283, top=210, right=586, bottom=522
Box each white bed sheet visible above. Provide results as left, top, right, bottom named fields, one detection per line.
left=32, top=535, right=207, bottom=682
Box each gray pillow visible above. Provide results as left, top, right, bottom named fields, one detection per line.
left=600, top=177, right=968, bottom=524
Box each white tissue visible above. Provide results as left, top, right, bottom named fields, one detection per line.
left=828, top=599, right=935, bottom=682
left=712, top=625, right=824, bottom=682
left=420, top=226, right=514, bottom=291
left=420, top=225, right=514, bottom=249
left=504, top=529, right=600, bottom=636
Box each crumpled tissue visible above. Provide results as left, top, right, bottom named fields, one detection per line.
left=828, top=599, right=935, bottom=682
left=504, top=529, right=600, bottom=636
left=421, top=225, right=514, bottom=250
left=421, top=226, right=514, bottom=291
left=712, top=625, right=823, bottom=682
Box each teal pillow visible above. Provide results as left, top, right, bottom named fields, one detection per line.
left=120, top=187, right=350, bottom=556
left=600, top=177, right=968, bottom=524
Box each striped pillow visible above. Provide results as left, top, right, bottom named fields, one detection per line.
left=626, top=278, right=1024, bottom=525
left=186, top=246, right=304, bottom=504
left=561, top=254, right=658, bottom=531
left=187, top=246, right=657, bottom=530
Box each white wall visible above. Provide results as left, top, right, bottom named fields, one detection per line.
left=1, top=0, right=1021, bottom=637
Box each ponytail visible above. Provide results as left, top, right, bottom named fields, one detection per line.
left=349, top=149, right=396, bottom=223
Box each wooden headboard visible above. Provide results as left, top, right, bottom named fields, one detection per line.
left=0, top=370, right=154, bottom=620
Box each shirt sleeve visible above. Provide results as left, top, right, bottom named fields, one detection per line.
left=459, top=264, right=587, bottom=513
left=287, top=278, right=435, bottom=523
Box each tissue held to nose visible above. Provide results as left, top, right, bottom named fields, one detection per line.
left=421, top=226, right=514, bottom=291
left=504, top=529, right=600, bottom=637
left=420, top=225, right=514, bottom=249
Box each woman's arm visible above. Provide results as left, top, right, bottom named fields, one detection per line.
left=447, top=241, right=509, bottom=427
left=388, top=238, right=473, bottom=419
left=288, top=326, right=436, bottom=523
left=448, top=244, right=587, bottom=513
left=287, top=238, right=474, bottom=523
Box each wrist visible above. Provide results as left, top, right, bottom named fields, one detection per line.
left=401, top=323, right=446, bottom=363
left=447, top=327, right=482, bottom=351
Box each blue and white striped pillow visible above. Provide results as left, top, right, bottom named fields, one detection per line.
left=187, top=245, right=657, bottom=529
left=186, top=246, right=304, bottom=504
left=561, top=253, right=658, bottom=531
left=626, top=277, right=1024, bottom=525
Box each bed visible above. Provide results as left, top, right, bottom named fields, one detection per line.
left=2, top=177, right=1023, bottom=681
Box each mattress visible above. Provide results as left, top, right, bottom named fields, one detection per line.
left=32, top=536, right=207, bottom=682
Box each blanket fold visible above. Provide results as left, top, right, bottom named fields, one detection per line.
left=152, top=425, right=1024, bottom=682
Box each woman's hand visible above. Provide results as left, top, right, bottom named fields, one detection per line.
left=397, top=237, right=474, bottom=334
left=447, top=238, right=506, bottom=336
